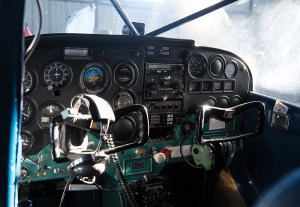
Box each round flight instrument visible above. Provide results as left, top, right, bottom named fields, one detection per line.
left=188, top=53, right=208, bottom=79
left=114, top=61, right=138, bottom=88
left=113, top=91, right=135, bottom=110
left=209, top=55, right=225, bottom=78
left=225, top=60, right=238, bottom=78
left=21, top=132, right=34, bottom=154
left=80, top=63, right=111, bottom=94
left=22, top=99, right=36, bottom=126
left=43, top=61, right=72, bottom=89
left=23, top=69, right=35, bottom=94
left=38, top=103, right=64, bottom=131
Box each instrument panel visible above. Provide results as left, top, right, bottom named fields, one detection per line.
left=21, top=34, right=252, bottom=177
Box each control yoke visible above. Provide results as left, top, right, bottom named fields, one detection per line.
left=49, top=94, right=149, bottom=177
left=198, top=101, right=266, bottom=142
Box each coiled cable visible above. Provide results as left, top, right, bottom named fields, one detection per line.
left=104, top=134, right=138, bottom=207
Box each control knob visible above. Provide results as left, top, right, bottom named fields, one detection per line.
left=146, top=91, right=154, bottom=98
left=176, top=90, right=185, bottom=98
left=153, top=148, right=171, bottom=164
left=153, top=153, right=166, bottom=164
left=20, top=167, right=29, bottom=179
left=173, top=83, right=184, bottom=90
left=173, top=83, right=185, bottom=98
left=146, top=82, right=157, bottom=90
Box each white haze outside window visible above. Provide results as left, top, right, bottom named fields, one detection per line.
left=66, top=4, right=96, bottom=33
left=24, top=0, right=300, bottom=106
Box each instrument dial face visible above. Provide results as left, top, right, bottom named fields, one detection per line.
left=80, top=63, right=111, bottom=94
left=21, top=132, right=34, bottom=155
left=188, top=54, right=208, bottom=79
left=23, top=69, right=34, bottom=94
left=38, top=103, right=64, bottom=131
left=209, top=55, right=225, bottom=78
left=225, top=61, right=238, bottom=78
left=114, top=62, right=137, bottom=88
left=22, top=99, right=36, bottom=126
left=113, top=91, right=135, bottom=110
left=44, top=61, right=72, bottom=89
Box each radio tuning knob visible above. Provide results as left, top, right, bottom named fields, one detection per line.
left=173, top=83, right=184, bottom=90
left=176, top=90, right=185, bottom=98
left=146, top=91, right=153, bottom=98
left=147, top=82, right=157, bottom=90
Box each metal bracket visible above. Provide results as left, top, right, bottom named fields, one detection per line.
left=271, top=112, right=289, bottom=131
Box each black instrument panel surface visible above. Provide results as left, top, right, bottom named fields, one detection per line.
left=23, top=34, right=252, bottom=154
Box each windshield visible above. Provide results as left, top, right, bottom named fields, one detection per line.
left=24, top=0, right=300, bottom=106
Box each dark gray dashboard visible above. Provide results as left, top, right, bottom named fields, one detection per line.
left=22, top=34, right=252, bottom=155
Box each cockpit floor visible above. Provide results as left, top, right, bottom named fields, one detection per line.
left=211, top=169, right=247, bottom=207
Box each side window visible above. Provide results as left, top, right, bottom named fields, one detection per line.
left=172, top=1, right=300, bottom=106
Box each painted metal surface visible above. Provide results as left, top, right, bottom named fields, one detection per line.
left=0, top=1, right=24, bottom=206
left=231, top=92, right=300, bottom=206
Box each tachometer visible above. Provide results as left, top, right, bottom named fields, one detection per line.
left=38, top=103, right=64, bottom=131
left=22, top=99, right=36, bottom=126
left=43, top=61, right=72, bottom=89
left=114, top=61, right=138, bottom=88
left=80, top=63, right=111, bottom=94
left=188, top=53, right=208, bottom=79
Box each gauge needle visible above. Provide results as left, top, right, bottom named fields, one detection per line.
left=22, top=112, right=30, bottom=117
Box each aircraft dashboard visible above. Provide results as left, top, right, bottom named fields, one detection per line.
left=21, top=34, right=252, bottom=184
